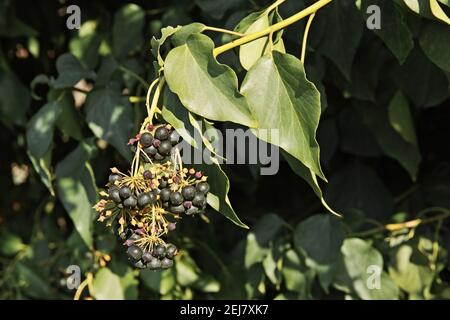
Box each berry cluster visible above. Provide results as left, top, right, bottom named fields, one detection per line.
left=129, top=124, right=181, bottom=163
left=94, top=123, right=210, bottom=270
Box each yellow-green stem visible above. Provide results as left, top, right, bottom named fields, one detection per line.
left=300, top=12, right=316, bottom=64
left=213, top=0, right=333, bottom=57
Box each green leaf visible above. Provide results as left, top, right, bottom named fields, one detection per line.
left=53, top=53, right=96, bottom=89
left=55, top=90, right=84, bottom=141
left=201, top=156, right=248, bottom=228
left=171, top=23, right=206, bottom=47
left=295, top=218, right=342, bottom=285
left=151, top=26, right=182, bottom=67
left=313, top=0, right=363, bottom=79
left=281, top=249, right=314, bottom=298
left=27, top=148, right=55, bottom=196
left=361, top=0, right=413, bottom=63
left=16, top=262, right=54, bottom=299
left=55, top=141, right=97, bottom=248
left=0, top=231, right=25, bottom=256
left=284, top=151, right=340, bottom=216
left=164, top=33, right=256, bottom=128
left=85, top=84, right=133, bottom=160
left=388, top=91, right=418, bottom=146
left=394, top=47, right=449, bottom=109
left=69, top=20, right=101, bottom=69
left=388, top=243, right=434, bottom=296
left=196, top=0, right=244, bottom=20
left=112, top=4, right=145, bottom=59
left=93, top=268, right=124, bottom=300
left=360, top=102, right=421, bottom=180
left=237, top=10, right=285, bottom=71
left=334, top=238, right=399, bottom=300
left=26, top=101, right=60, bottom=158
left=324, top=163, right=393, bottom=221
left=419, top=21, right=450, bottom=72
left=238, top=12, right=270, bottom=71
left=241, top=51, right=325, bottom=181
left=294, top=214, right=345, bottom=290
left=176, top=252, right=200, bottom=286
left=140, top=269, right=175, bottom=295
left=0, top=70, right=30, bottom=126
left=161, top=87, right=198, bottom=148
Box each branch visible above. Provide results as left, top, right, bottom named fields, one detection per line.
left=213, top=0, right=333, bottom=57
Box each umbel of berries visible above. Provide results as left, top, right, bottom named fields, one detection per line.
left=93, top=122, right=210, bottom=271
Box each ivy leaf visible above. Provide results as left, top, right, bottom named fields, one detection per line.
left=171, top=23, right=205, bottom=47
left=313, top=0, right=363, bottom=79
left=0, top=70, right=30, bottom=126
left=151, top=26, right=182, bottom=66
left=360, top=101, right=421, bottom=181
left=241, top=51, right=326, bottom=181
left=93, top=268, right=124, bottom=300
left=0, top=231, right=25, bottom=256
left=419, top=21, right=450, bottom=72
left=112, top=4, right=145, bottom=60
left=388, top=91, right=418, bottom=146
left=140, top=269, right=175, bottom=295
left=55, top=141, right=97, bottom=248
left=196, top=0, right=244, bottom=20
left=360, top=0, right=413, bottom=64
left=26, top=101, right=60, bottom=158
left=284, top=151, right=340, bottom=216
left=394, top=47, right=448, bottom=108
left=27, top=148, right=55, bottom=196
left=85, top=84, right=133, bottom=160
left=53, top=53, right=96, bottom=89
left=324, top=163, right=393, bottom=221
left=334, top=238, right=399, bottom=300
left=281, top=249, right=315, bottom=299
left=164, top=33, right=257, bottom=128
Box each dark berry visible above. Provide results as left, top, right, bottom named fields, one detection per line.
left=142, top=252, right=155, bottom=262
left=162, top=201, right=169, bottom=209
left=152, top=139, right=161, bottom=148
left=119, top=186, right=132, bottom=199
left=108, top=187, right=121, bottom=203
left=158, top=140, right=172, bottom=156
left=140, top=132, right=153, bottom=147
left=137, top=193, right=152, bottom=208
left=161, top=257, right=173, bottom=269
left=155, top=126, right=169, bottom=140
left=148, top=258, right=161, bottom=270
left=123, top=196, right=138, bottom=208
left=134, top=260, right=146, bottom=269
left=169, top=131, right=180, bottom=145
left=170, top=192, right=183, bottom=205
left=154, top=153, right=165, bottom=161
left=159, top=179, right=168, bottom=189
left=144, top=145, right=158, bottom=156
left=185, top=206, right=199, bottom=215
left=170, top=204, right=185, bottom=214
left=196, top=182, right=210, bottom=194
left=181, top=186, right=196, bottom=200
left=166, top=244, right=178, bottom=258
left=143, top=170, right=154, bottom=180
left=153, top=245, right=166, bottom=258
left=168, top=222, right=176, bottom=231
left=160, top=189, right=171, bottom=202
left=108, top=173, right=121, bottom=184
left=192, top=193, right=206, bottom=207
left=127, top=245, right=142, bottom=260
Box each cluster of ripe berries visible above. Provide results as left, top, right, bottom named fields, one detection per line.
left=123, top=229, right=178, bottom=270
left=129, top=124, right=180, bottom=163
left=94, top=123, right=210, bottom=271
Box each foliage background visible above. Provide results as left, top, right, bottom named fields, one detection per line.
left=1, top=0, right=450, bottom=299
